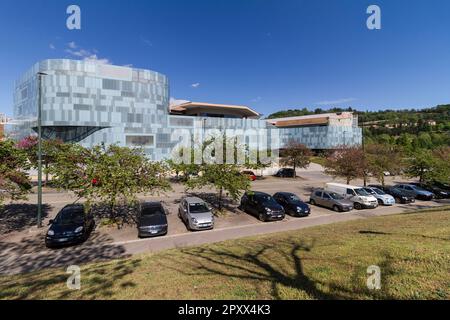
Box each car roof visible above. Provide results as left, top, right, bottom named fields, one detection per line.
left=247, top=191, right=270, bottom=196
left=62, top=204, right=84, bottom=211
left=275, top=192, right=296, bottom=196
left=141, top=201, right=163, bottom=208
left=184, top=197, right=205, bottom=204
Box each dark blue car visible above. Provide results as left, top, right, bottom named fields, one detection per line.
left=273, top=192, right=311, bottom=217
left=394, top=184, right=435, bottom=201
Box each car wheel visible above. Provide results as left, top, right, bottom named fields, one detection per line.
left=258, top=212, right=266, bottom=222
left=310, top=199, right=316, bottom=205
left=377, top=199, right=383, bottom=205
left=354, top=202, right=362, bottom=210
left=333, top=205, right=341, bottom=212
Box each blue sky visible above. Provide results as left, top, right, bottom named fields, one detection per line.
left=1, top=0, right=450, bottom=117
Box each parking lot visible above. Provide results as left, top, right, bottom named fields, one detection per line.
left=1, top=166, right=449, bottom=275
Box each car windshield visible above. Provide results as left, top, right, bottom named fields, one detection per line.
left=363, top=188, right=375, bottom=194
left=55, top=209, right=84, bottom=225
left=189, top=203, right=210, bottom=213
left=142, top=206, right=163, bottom=216
left=288, top=195, right=302, bottom=202
left=372, top=188, right=386, bottom=195
left=355, top=188, right=370, bottom=196
left=329, top=192, right=344, bottom=200
left=255, top=194, right=277, bottom=204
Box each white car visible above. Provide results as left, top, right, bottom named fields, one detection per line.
left=325, top=183, right=379, bottom=210
left=362, top=187, right=395, bottom=206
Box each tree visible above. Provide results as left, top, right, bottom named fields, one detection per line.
left=324, top=146, right=366, bottom=184
left=49, top=143, right=171, bottom=226
left=405, top=149, right=435, bottom=182
left=366, top=143, right=404, bottom=186
left=17, top=136, right=65, bottom=185
left=279, top=141, right=312, bottom=178
left=0, top=139, right=32, bottom=206
left=176, top=135, right=252, bottom=210
left=185, top=163, right=251, bottom=211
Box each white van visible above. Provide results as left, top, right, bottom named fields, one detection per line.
left=325, top=183, right=378, bottom=210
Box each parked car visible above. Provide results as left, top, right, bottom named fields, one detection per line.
left=309, top=189, right=354, bottom=212
left=45, top=204, right=95, bottom=248
left=274, top=168, right=295, bottom=178
left=273, top=192, right=311, bottom=217
left=362, top=187, right=395, bottom=206
left=410, top=182, right=450, bottom=199
left=241, top=170, right=257, bottom=181
left=178, top=197, right=214, bottom=231
left=431, top=181, right=450, bottom=191
left=325, top=183, right=378, bottom=210
left=394, top=184, right=435, bottom=200
left=240, top=191, right=285, bottom=221
left=137, top=202, right=168, bottom=238
left=369, top=185, right=415, bottom=204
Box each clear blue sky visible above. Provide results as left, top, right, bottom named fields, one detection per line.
left=1, top=0, right=450, bottom=117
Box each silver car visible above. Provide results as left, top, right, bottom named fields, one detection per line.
left=309, top=189, right=354, bottom=212
left=178, top=197, right=215, bottom=231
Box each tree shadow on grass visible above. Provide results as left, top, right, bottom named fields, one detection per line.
left=359, top=230, right=450, bottom=241
left=163, top=238, right=398, bottom=299
left=0, top=203, right=51, bottom=234
left=0, top=256, right=140, bottom=299
left=0, top=232, right=130, bottom=276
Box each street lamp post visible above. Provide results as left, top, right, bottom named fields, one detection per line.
left=37, top=72, right=48, bottom=228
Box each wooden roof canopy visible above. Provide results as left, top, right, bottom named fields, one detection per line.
left=170, top=102, right=260, bottom=118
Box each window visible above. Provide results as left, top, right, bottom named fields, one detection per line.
left=102, top=79, right=120, bottom=90
left=126, top=135, right=154, bottom=147
left=315, top=191, right=322, bottom=197
left=347, top=189, right=356, bottom=196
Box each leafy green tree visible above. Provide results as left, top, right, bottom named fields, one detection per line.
left=324, top=146, right=366, bottom=184
left=185, top=163, right=250, bottom=211
left=0, top=139, right=32, bottom=206
left=177, top=135, right=252, bottom=210
left=50, top=143, right=171, bottom=226
left=279, top=140, right=312, bottom=178
left=403, top=149, right=447, bottom=183
left=366, top=144, right=404, bottom=186
left=17, top=136, right=65, bottom=185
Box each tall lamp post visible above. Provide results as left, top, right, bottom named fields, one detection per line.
left=37, top=72, right=48, bottom=228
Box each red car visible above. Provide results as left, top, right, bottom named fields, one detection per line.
left=241, top=170, right=257, bottom=181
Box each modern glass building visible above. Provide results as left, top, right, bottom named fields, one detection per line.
left=11, top=59, right=362, bottom=160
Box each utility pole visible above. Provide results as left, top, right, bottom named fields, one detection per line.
left=37, top=72, right=48, bottom=228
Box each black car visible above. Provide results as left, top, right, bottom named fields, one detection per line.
left=370, top=185, right=415, bottom=204
left=240, top=191, right=285, bottom=222
left=273, top=192, right=311, bottom=217
left=274, top=168, right=296, bottom=178
left=411, top=182, right=450, bottom=199
left=432, top=181, right=450, bottom=191
left=45, top=204, right=95, bottom=248
left=137, top=202, right=168, bottom=238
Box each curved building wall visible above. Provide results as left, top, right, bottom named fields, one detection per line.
left=13, top=59, right=170, bottom=159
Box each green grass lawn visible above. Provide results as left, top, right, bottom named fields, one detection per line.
left=1, top=208, right=449, bottom=300
left=310, top=156, right=327, bottom=167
